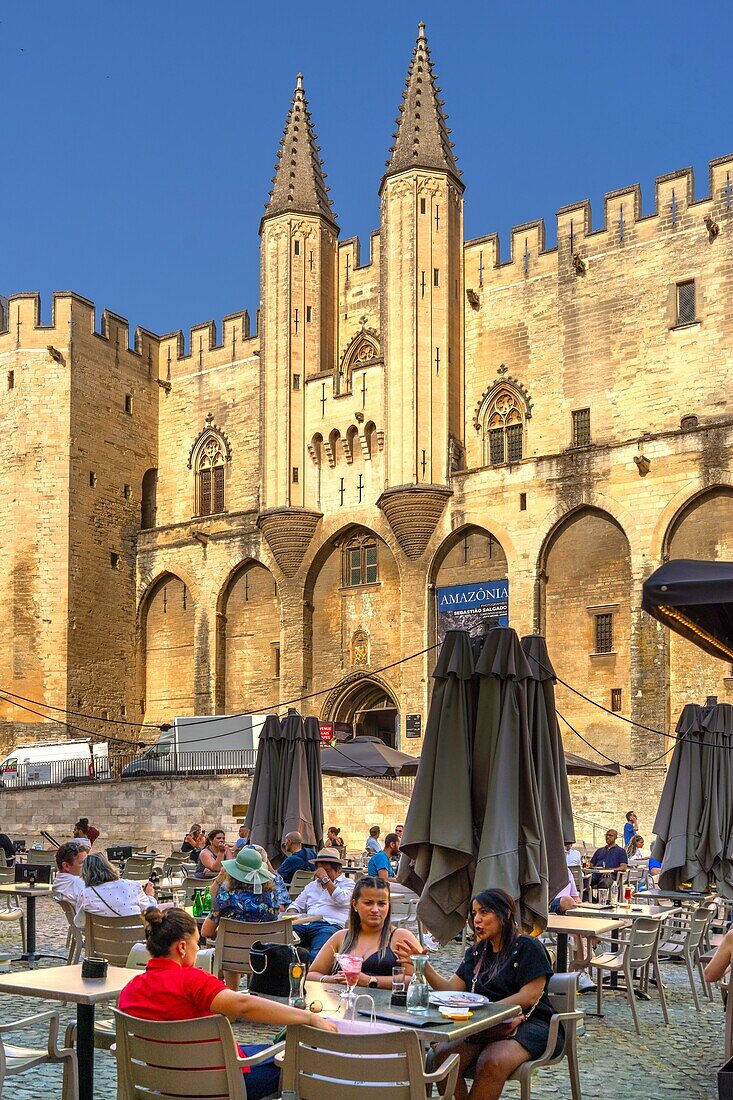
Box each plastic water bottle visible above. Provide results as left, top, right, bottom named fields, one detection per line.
left=610, top=880, right=619, bottom=906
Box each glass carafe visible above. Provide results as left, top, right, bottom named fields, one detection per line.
left=406, top=955, right=430, bottom=1015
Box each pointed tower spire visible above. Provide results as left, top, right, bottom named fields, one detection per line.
left=382, top=22, right=462, bottom=190
left=262, top=73, right=337, bottom=229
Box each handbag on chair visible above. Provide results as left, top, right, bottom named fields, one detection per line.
left=248, top=941, right=309, bottom=996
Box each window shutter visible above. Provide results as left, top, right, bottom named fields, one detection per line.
left=213, top=465, right=225, bottom=513
left=677, top=281, right=696, bottom=325
left=200, top=470, right=212, bottom=516
left=506, top=424, right=523, bottom=463
left=489, top=428, right=505, bottom=465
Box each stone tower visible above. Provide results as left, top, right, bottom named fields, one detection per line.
left=377, top=22, right=465, bottom=560
left=259, top=74, right=338, bottom=514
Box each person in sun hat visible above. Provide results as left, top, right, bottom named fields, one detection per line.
left=286, top=846, right=356, bottom=960
left=201, top=846, right=284, bottom=989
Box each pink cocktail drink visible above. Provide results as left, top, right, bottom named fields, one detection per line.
left=335, top=953, right=363, bottom=991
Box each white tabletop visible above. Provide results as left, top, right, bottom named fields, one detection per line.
left=0, top=964, right=135, bottom=1005
left=0, top=883, right=53, bottom=898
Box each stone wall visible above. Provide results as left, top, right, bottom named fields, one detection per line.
left=0, top=774, right=410, bottom=852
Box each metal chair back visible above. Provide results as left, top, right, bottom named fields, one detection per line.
left=85, top=912, right=146, bottom=967
left=288, top=869, right=314, bottom=898
left=281, top=1023, right=460, bottom=1100
left=214, top=916, right=293, bottom=979
left=113, top=1010, right=250, bottom=1100
left=627, top=918, right=660, bottom=969
left=121, top=856, right=155, bottom=881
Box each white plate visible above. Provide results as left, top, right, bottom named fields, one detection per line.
left=429, top=992, right=489, bottom=1008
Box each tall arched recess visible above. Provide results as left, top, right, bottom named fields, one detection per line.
left=140, top=573, right=195, bottom=725
left=216, top=561, right=280, bottom=714
left=429, top=525, right=509, bottom=656
left=538, top=507, right=632, bottom=763
left=664, top=487, right=733, bottom=714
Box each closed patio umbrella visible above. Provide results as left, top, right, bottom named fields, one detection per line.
left=473, top=628, right=549, bottom=933
left=244, top=714, right=283, bottom=860
left=521, top=634, right=575, bottom=899
left=652, top=704, right=707, bottom=892
left=696, top=703, right=733, bottom=897
left=564, top=752, right=621, bottom=777
left=303, top=716, right=324, bottom=851
left=278, top=713, right=319, bottom=853
left=397, top=630, right=475, bottom=943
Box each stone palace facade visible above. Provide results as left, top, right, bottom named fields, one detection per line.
left=1, top=24, right=732, bottom=819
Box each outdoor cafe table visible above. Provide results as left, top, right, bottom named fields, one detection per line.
left=0, top=883, right=56, bottom=967
left=546, top=912, right=625, bottom=973
left=264, top=979, right=522, bottom=1043
left=0, top=963, right=136, bottom=1100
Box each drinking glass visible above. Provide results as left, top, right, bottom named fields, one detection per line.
left=391, top=966, right=406, bottom=994
left=334, top=954, right=363, bottom=1020
left=598, top=888, right=609, bottom=905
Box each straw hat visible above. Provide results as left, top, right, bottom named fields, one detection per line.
left=222, top=846, right=275, bottom=892
left=314, top=847, right=344, bottom=866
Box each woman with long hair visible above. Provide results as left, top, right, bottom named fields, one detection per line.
left=626, top=834, right=646, bottom=861
left=194, top=827, right=233, bottom=878
left=74, top=852, right=156, bottom=926
left=395, top=888, right=558, bottom=1100
left=309, top=876, right=422, bottom=989
left=118, top=907, right=336, bottom=1100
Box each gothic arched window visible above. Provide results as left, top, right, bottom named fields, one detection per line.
left=197, top=437, right=225, bottom=516
left=480, top=387, right=526, bottom=466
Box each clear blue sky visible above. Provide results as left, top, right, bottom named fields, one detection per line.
left=2, top=1, right=731, bottom=338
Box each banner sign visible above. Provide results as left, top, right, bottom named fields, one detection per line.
left=436, top=580, right=509, bottom=642
left=319, top=722, right=334, bottom=745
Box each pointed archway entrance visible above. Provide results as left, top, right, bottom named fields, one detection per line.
left=321, top=673, right=399, bottom=749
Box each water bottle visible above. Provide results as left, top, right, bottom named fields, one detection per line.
left=288, top=961, right=306, bottom=1008
left=610, top=880, right=619, bottom=906
left=406, top=955, right=430, bottom=1015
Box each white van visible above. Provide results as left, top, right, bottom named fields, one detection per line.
left=0, top=740, right=110, bottom=787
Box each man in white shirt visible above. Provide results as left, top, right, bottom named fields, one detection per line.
left=286, top=847, right=355, bottom=960
left=565, top=842, right=582, bottom=868
left=365, top=826, right=381, bottom=855
left=52, top=841, right=87, bottom=907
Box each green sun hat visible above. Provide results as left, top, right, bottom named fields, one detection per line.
left=222, top=846, right=275, bottom=892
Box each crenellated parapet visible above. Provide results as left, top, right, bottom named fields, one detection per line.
left=158, top=310, right=256, bottom=382
left=465, top=153, right=733, bottom=288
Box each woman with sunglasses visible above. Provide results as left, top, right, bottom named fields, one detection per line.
left=309, top=876, right=422, bottom=989
left=395, top=888, right=559, bottom=1100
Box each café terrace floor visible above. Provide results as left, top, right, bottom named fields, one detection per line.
left=0, top=896, right=722, bottom=1098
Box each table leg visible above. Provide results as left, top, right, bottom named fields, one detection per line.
left=556, top=932, right=569, bottom=972
left=77, top=1003, right=96, bottom=1100
left=25, top=894, right=37, bottom=968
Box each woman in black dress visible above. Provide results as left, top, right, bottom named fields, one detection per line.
left=397, top=888, right=558, bottom=1100
left=309, top=876, right=422, bottom=989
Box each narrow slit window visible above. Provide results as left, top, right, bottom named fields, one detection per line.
left=595, top=613, right=614, bottom=654
left=572, top=408, right=591, bottom=448
left=273, top=644, right=281, bottom=678
left=519, top=492, right=527, bottom=511
left=433, top=268, right=440, bottom=287
left=677, top=280, right=696, bottom=325
left=293, top=374, right=300, bottom=390
left=306, top=306, right=313, bottom=323
left=611, top=688, right=622, bottom=713
left=294, top=240, right=300, bottom=256
left=124, top=484, right=132, bottom=499
left=7, top=371, right=14, bottom=390
left=420, top=198, right=426, bottom=214
left=124, top=394, right=133, bottom=415
left=292, top=467, right=299, bottom=483
left=110, top=552, right=120, bottom=570
left=89, top=471, right=97, bottom=488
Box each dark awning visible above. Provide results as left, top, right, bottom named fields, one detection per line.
left=564, top=752, right=620, bottom=777
left=319, top=737, right=420, bottom=778
left=642, top=559, right=733, bottom=663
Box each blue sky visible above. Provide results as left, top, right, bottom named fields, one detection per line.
left=2, top=1, right=731, bottom=337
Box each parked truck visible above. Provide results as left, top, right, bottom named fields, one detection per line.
left=121, top=714, right=264, bottom=778
left=0, top=739, right=111, bottom=787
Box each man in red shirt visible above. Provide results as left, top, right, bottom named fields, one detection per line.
left=119, top=907, right=336, bottom=1099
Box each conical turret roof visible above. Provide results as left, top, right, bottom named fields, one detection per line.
left=382, top=22, right=462, bottom=191
left=262, top=74, right=337, bottom=230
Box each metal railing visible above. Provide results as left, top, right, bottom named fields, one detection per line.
left=0, top=749, right=258, bottom=790
left=364, top=775, right=416, bottom=799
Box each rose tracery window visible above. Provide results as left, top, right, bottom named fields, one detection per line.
left=197, top=438, right=225, bottom=516
left=482, top=389, right=525, bottom=466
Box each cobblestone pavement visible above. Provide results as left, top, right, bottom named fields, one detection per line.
left=0, top=895, right=722, bottom=1098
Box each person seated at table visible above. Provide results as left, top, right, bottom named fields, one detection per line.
left=119, top=907, right=337, bottom=1100
left=73, top=816, right=100, bottom=850
left=626, top=835, right=647, bottom=862
left=309, top=876, right=422, bottom=989
left=549, top=870, right=595, bottom=992
left=589, top=829, right=627, bottom=889
left=565, top=842, right=582, bottom=868
left=704, top=927, right=733, bottom=984
left=234, top=825, right=252, bottom=850
left=365, top=825, right=381, bottom=855
left=74, top=852, right=156, bottom=925
left=367, top=832, right=399, bottom=880
left=52, top=841, right=87, bottom=906
left=200, top=848, right=284, bottom=990
left=249, top=844, right=290, bottom=910
left=181, top=823, right=205, bottom=860
left=194, top=827, right=234, bottom=878
left=396, top=888, right=560, bottom=1100
left=286, top=847, right=355, bottom=961
left=327, top=825, right=347, bottom=854
left=278, top=832, right=316, bottom=883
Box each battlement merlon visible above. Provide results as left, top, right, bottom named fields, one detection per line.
left=158, top=310, right=256, bottom=380
left=464, top=152, right=733, bottom=282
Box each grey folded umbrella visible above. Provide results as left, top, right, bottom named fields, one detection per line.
left=473, top=628, right=549, bottom=933
left=303, top=716, right=324, bottom=851
left=320, top=737, right=420, bottom=778
left=652, top=705, right=707, bottom=892
left=564, top=752, right=620, bottom=777
left=397, top=630, right=475, bottom=943
left=244, top=714, right=283, bottom=861
left=278, top=713, right=319, bottom=853
left=521, top=635, right=575, bottom=900
left=696, top=704, right=733, bottom=897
